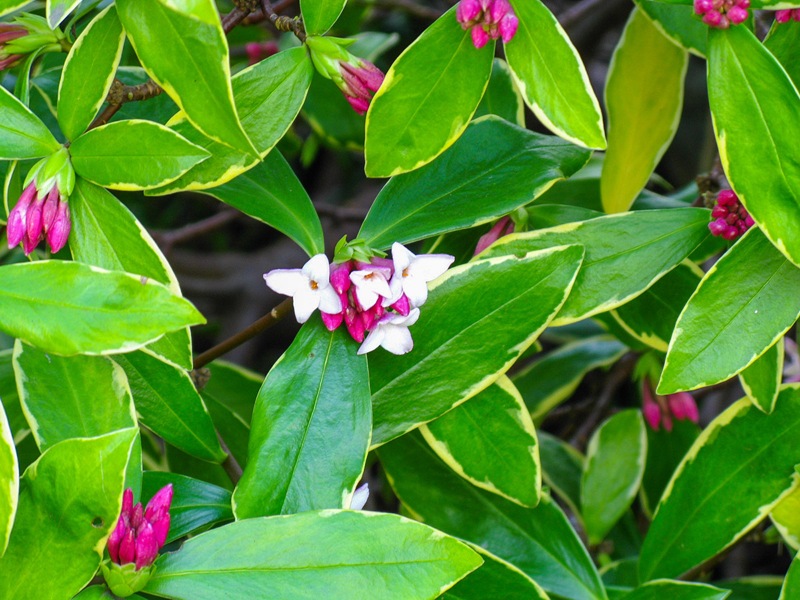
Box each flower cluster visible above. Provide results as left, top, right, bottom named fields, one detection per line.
left=264, top=242, right=454, bottom=355
left=776, top=9, right=800, bottom=23
left=693, top=0, right=749, bottom=28
left=107, top=485, right=173, bottom=571
left=708, top=189, right=753, bottom=240
left=456, top=0, right=519, bottom=49
left=306, top=36, right=385, bottom=115
left=7, top=148, right=74, bottom=255
left=0, top=14, right=64, bottom=71
left=642, top=383, right=699, bottom=432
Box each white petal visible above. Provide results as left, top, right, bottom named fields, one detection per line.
left=391, top=242, right=414, bottom=272
left=354, top=285, right=379, bottom=310
left=407, top=254, right=454, bottom=282
left=302, top=253, right=331, bottom=283
left=293, top=286, right=320, bottom=323
left=349, top=483, right=370, bottom=510
left=380, top=324, right=414, bottom=355
left=382, top=275, right=404, bottom=306
left=263, top=269, right=307, bottom=296
left=318, top=286, right=343, bottom=314
left=398, top=307, right=421, bottom=327
left=350, top=269, right=392, bottom=298
left=358, top=328, right=385, bottom=354
left=403, top=276, right=429, bottom=307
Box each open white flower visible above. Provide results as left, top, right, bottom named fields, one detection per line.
left=357, top=308, right=420, bottom=355
left=349, top=265, right=392, bottom=310
left=263, top=254, right=342, bottom=323
left=389, top=242, right=454, bottom=307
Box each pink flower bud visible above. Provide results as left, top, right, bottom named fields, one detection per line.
left=642, top=383, right=663, bottom=431
left=457, top=0, right=482, bottom=25
left=475, top=216, right=513, bottom=255
left=346, top=95, right=370, bottom=115
left=6, top=182, right=36, bottom=248
left=107, top=516, right=127, bottom=564
left=727, top=5, right=748, bottom=24
left=46, top=200, right=71, bottom=253
left=391, top=294, right=411, bottom=316
left=134, top=522, right=160, bottom=570
left=471, top=26, right=490, bottom=49
left=25, top=191, right=45, bottom=246
left=717, top=189, right=737, bottom=206
left=144, top=484, right=173, bottom=548
left=321, top=310, right=344, bottom=331
left=41, top=188, right=59, bottom=232
left=345, top=306, right=366, bottom=342
left=330, top=263, right=353, bottom=295
left=776, top=8, right=791, bottom=20
left=662, top=412, right=674, bottom=432
left=118, top=529, right=136, bottom=565
left=694, top=0, right=714, bottom=14
left=703, top=10, right=724, bottom=26
left=489, top=0, right=512, bottom=23
left=499, top=14, right=519, bottom=43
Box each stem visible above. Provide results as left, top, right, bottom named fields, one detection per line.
left=192, top=297, right=294, bottom=370
left=153, top=209, right=239, bottom=253
left=87, top=79, right=163, bottom=131
left=261, top=0, right=306, bottom=41
left=217, top=431, right=243, bottom=484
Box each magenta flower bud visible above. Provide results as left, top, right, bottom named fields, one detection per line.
left=737, top=0, right=750, bottom=8
left=669, top=392, right=700, bottom=423
left=107, top=516, right=127, bottom=564
left=25, top=191, right=45, bottom=245
left=662, top=412, right=674, bottom=432
left=717, top=189, right=737, bottom=206
left=694, top=0, right=714, bottom=13
left=144, top=483, right=173, bottom=547
left=330, top=263, right=352, bottom=295
left=346, top=96, right=370, bottom=114
left=338, top=60, right=385, bottom=115
left=118, top=529, right=136, bottom=565
left=457, top=0, right=482, bottom=25
left=775, top=9, right=792, bottom=22
left=727, top=5, right=748, bottom=24
left=134, top=522, right=160, bottom=570
left=471, top=26, right=490, bottom=49
left=107, top=485, right=172, bottom=571
left=642, top=383, right=662, bottom=431
left=345, top=306, right=366, bottom=342
left=744, top=215, right=754, bottom=227
left=6, top=182, right=36, bottom=248
left=475, top=216, right=513, bottom=255
left=499, top=14, right=519, bottom=43
left=321, top=310, right=344, bottom=331
left=46, top=200, right=71, bottom=253
left=391, top=294, right=411, bottom=316
left=703, top=10, right=724, bottom=26
left=489, top=0, right=512, bottom=23
left=41, top=188, right=59, bottom=232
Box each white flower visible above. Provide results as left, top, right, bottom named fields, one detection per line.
left=263, top=254, right=342, bottom=323
left=349, top=265, right=392, bottom=310
left=357, top=308, right=420, bottom=355
left=349, top=483, right=370, bottom=510
left=389, top=242, right=454, bottom=307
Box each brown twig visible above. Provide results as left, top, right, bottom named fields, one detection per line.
left=222, top=6, right=252, bottom=33
left=153, top=210, right=240, bottom=253
left=314, top=202, right=370, bottom=222
left=193, top=297, right=294, bottom=369
left=87, top=79, right=163, bottom=130
left=217, top=431, right=244, bottom=484
left=261, top=0, right=306, bottom=41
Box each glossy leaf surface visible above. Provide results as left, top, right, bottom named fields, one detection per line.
left=739, top=339, right=784, bottom=414
left=301, top=0, right=346, bottom=34
left=441, top=547, right=549, bottom=600
left=0, top=398, right=16, bottom=557
left=0, top=85, right=60, bottom=160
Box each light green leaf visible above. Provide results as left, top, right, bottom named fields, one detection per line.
left=421, top=376, right=541, bottom=507
left=0, top=0, right=32, bottom=18
left=633, top=0, right=707, bottom=56
left=114, top=351, right=225, bottom=463
left=359, top=116, right=591, bottom=250
left=765, top=20, right=800, bottom=89
left=301, top=0, right=346, bottom=34
left=506, top=0, right=606, bottom=149
left=718, top=577, right=783, bottom=600
left=202, top=150, right=324, bottom=257
left=145, top=510, right=481, bottom=599
left=622, top=580, right=730, bottom=600
left=0, top=429, right=137, bottom=599
left=365, top=6, right=494, bottom=177
left=538, top=430, right=584, bottom=517
left=708, top=26, right=800, bottom=267
left=70, top=178, right=192, bottom=369
left=740, top=338, right=784, bottom=414
left=513, top=335, right=627, bottom=419
left=142, top=471, right=232, bottom=543
left=116, top=0, right=257, bottom=156
left=379, top=431, right=607, bottom=600
left=233, top=320, right=370, bottom=518
left=0, top=260, right=204, bottom=356
left=0, top=397, right=16, bottom=558
left=609, top=262, right=701, bottom=353
left=150, top=47, right=313, bottom=193
left=70, top=120, right=210, bottom=190
left=57, top=5, right=125, bottom=140
left=441, top=547, right=550, bottom=599
left=0, top=85, right=60, bottom=160
left=474, top=59, right=525, bottom=126
left=658, top=228, right=800, bottom=394
left=581, top=410, right=647, bottom=544
left=781, top=556, right=800, bottom=600
left=481, top=208, right=711, bottom=325
left=771, top=480, right=800, bottom=551
left=639, top=386, right=800, bottom=581
left=370, top=245, right=583, bottom=447
left=13, top=341, right=135, bottom=451
left=47, top=0, right=80, bottom=28
left=601, top=8, right=687, bottom=213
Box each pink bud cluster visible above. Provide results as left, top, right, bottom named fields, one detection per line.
left=338, top=59, right=385, bottom=115
left=7, top=180, right=71, bottom=255
left=245, top=40, right=279, bottom=65
left=457, top=0, right=519, bottom=49
left=708, top=189, right=753, bottom=240
left=107, top=485, right=173, bottom=571
left=693, top=0, right=749, bottom=28
left=776, top=9, right=800, bottom=22
left=642, top=383, right=699, bottom=432
left=0, top=23, right=26, bottom=70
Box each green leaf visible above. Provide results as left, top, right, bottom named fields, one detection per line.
left=47, top=0, right=80, bottom=28
left=70, top=178, right=192, bottom=369
left=0, top=0, right=32, bottom=18
left=601, top=8, right=687, bottom=213
left=441, top=547, right=550, bottom=600
left=365, top=6, right=494, bottom=177
left=114, top=351, right=225, bottom=463
left=359, top=116, right=591, bottom=249
left=771, top=479, right=800, bottom=551
left=0, top=85, right=60, bottom=160
left=739, top=338, right=784, bottom=414
left=201, top=150, right=324, bottom=257
left=513, top=335, right=627, bottom=419
left=0, top=429, right=137, bottom=599
left=13, top=341, right=135, bottom=450
left=718, top=577, right=783, bottom=600
left=481, top=208, right=711, bottom=325
left=0, top=397, right=16, bottom=558
left=633, top=1, right=707, bottom=56
left=609, top=262, right=701, bottom=353
left=379, top=431, right=607, bottom=600
left=658, top=228, right=800, bottom=394
left=233, top=320, right=370, bottom=518
left=622, top=580, right=730, bottom=600
left=708, top=26, right=800, bottom=267
left=506, top=0, right=606, bottom=149
left=581, top=410, right=647, bottom=544
left=0, top=260, right=204, bottom=356
left=420, top=376, right=541, bottom=507
left=474, top=59, right=525, bottom=126
left=116, top=0, right=257, bottom=156
left=641, top=420, right=699, bottom=518
left=370, top=245, right=583, bottom=446
left=150, top=47, right=313, bottom=193
left=639, top=386, right=800, bottom=581
left=303, top=73, right=366, bottom=149
left=781, top=556, right=800, bottom=600
left=538, top=431, right=584, bottom=517
left=145, top=510, right=481, bottom=599
left=142, top=471, right=232, bottom=543
left=200, top=361, right=262, bottom=468
left=0, top=351, right=25, bottom=438
left=57, top=5, right=125, bottom=140
left=301, top=0, right=346, bottom=34
left=70, top=120, right=210, bottom=190
left=765, top=20, right=800, bottom=90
